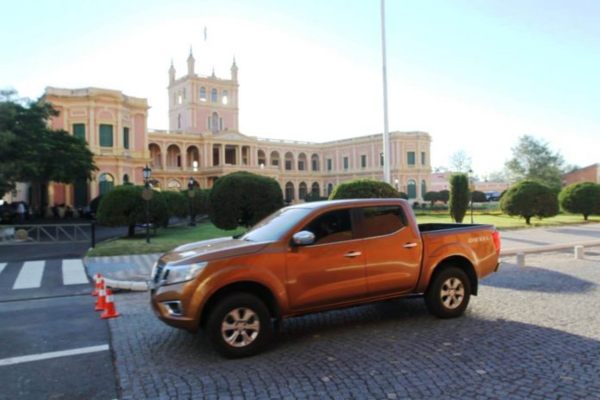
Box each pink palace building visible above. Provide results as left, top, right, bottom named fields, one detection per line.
left=41, top=51, right=432, bottom=207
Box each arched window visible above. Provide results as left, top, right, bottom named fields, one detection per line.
left=311, top=182, right=320, bottom=195
left=299, top=182, right=308, bottom=200
left=149, top=143, right=162, bottom=169
left=285, top=152, right=294, bottom=171
left=222, top=90, right=229, bottom=105
left=311, top=154, right=319, bottom=171
left=99, top=173, right=114, bottom=195
left=285, top=182, right=295, bottom=202
left=421, top=180, right=427, bottom=198
left=211, top=112, right=219, bottom=134
left=211, top=88, right=218, bottom=103
left=123, top=174, right=130, bottom=185
left=327, top=183, right=334, bottom=196
left=407, top=180, right=417, bottom=199
left=298, top=153, right=308, bottom=171
left=200, top=87, right=206, bottom=101
left=257, top=150, right=266, bottom=166
left=270, top=151, right=280, bottom=167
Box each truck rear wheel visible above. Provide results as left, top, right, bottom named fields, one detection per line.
left=425, top=266, right=471, bottom=319
left=206, top=293, right=273, bottom=358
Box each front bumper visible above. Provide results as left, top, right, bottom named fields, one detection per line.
left=149, top=281, right=200, bottom=332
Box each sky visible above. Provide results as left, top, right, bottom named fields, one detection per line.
left=1, top=0, right=599, bottom=177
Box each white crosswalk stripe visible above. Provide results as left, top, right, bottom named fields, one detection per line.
left=13, top=261, right=45, bottom=289
left=62, top=259, right=89, bottom=285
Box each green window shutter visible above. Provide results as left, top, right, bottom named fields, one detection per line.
left=123, top=127, right=130, bottom=149
left=407, top=152, right=416, bottom=165
left=343, top=157, right=349, bottom=170
left=99, top=124, right=114, bottom=147
left=361, top=155, right=366, bottom=168
left=73, top=124, right=86, bottom=141
left=421, top=152, right=426, bottom=165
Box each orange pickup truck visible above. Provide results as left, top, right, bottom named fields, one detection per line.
left=150, top=199, right=501, bottom=358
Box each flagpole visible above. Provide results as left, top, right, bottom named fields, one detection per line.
left=380, top=0, right=391, bottom=184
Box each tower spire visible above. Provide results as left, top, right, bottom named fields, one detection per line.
left=187, top=46, right=195, bottom=76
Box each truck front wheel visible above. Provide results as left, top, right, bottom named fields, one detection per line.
left=206, top=293, right=273, bottom=358
left=425, top=266, right=471, bottom=318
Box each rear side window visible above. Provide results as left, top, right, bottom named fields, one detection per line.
left=361, top=206, right=405, bottom=238
left=303, top=209, right=353, bottom=245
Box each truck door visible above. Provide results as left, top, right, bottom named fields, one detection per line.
left=285, top=208, right=368, bottom=311
left=358, top=205, right=422, bottom=296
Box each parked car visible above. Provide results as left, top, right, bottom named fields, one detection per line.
left=150, top=199, right=501, bottom=358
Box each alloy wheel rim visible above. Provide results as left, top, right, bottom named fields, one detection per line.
left=440, top=277, right=465, bottom=310
left=221, top=308, right=260, bottom=347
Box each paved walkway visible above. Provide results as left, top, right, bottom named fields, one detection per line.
left=84, top=223, right=600, bottom=287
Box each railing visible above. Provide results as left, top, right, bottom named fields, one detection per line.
left=0, top=223, right=96, bottom=247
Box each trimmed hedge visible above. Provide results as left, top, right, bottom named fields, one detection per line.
left=161, top=190, right=189, bottom=219
left=449, top=174, right=469, bottom=223
left=559, top=182, right=600, bottom=220
left=501, top=180, right=559, bottom=225
left=471, top=190, right=487, bottom=203
left=329, top=179, right=400, bottom=200
left=209, top=172, right=284, bottom=230
left=96, top=185, right=169, bottom=236
left=182, top=188, right=211, bottom=217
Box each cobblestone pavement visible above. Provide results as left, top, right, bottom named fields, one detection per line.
left=109, top=248, right=600, bottom=399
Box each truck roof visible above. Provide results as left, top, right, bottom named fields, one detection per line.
left=286, top=198, right=409, bottom=211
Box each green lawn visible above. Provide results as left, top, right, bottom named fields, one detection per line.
left=88, top=212, right=600, bottom=257
left=87, top=222, right=245, bottom=257
left=415, top=212, right=600, bottom=229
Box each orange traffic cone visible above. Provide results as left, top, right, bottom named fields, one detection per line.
left=101, top=288, right=120, bottom=319
left=95, top=282, right=106, bottom=311
left=91, top=273, right=102, bottom=296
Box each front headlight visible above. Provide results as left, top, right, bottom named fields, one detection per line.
left=163, top=262, right=208, bottom=285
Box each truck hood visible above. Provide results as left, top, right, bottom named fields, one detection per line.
left=159, top=237, right=270, bottom=265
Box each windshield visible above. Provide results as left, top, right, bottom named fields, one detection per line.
left=241, top=208, right=313, bottom=242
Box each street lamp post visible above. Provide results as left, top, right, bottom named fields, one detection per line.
left=142, top=165, right=152, bottom=244
left=188, top=177, right=196, bottom=227
left=468, top=169, right=474, bottom=223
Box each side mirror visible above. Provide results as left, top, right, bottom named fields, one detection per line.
left=292, top=231, right=315, bottom=246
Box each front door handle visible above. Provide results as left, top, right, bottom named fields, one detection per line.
left=344, top=251, right=362, bottom=258
left=403, top=242, right=418, bottom=248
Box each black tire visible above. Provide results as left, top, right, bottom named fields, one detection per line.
left=206, top=293, right=273, bottom=358
left=425, top=266, right=471, bottom=319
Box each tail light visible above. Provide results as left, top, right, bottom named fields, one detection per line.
left=492, top=230, right=501, bottom=256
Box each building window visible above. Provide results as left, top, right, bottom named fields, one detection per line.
left=421, top=152, right=426, bottom=165
left=285, top=182, right=295, bottom=202
left=178, top=114, right=181, bottom=129
left=123, top=174, right=130, bottom=184
left=361, top=154, right=367, bottom=168
left=178, top=94, right=182, bottom=104
left=421, top=180, right=427, bottom=197
left=272, top=159, right=279, bottom=166
left=299, top=182, right=308, bottom=200
left=219, top=118, right=223, bottom=131
left=285, top=160, right=292, bottom=170
left=123, top=127, right=130, bottom=149
left=298, top=161, right=305, bottom=171
left=327, top=183, right=334, bottom=195
left=99, top=124, right=113, bottom=147
left=211, top=112, right=219, bottom=134
left=200, top=87, right=206, bottom=101
left=380, top=153, right=384, bottom=167
left=211, top=88, right=218, bottom=103
left=222, top=90, right=229, bottom=105
left=99, top=173, right=114, bottom=195
left=407, top=152, right=416, bottom=166
left=343, top=157, right=349, bottom=170
left=327, top=159, right=332, bottom=171
left=73, top=123, right=85, bottom=141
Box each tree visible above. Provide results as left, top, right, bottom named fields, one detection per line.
left=471, top=190, right=487, bottom=203
left=209, top=172, right=284, bottom=230
left=96, top=185, right=169, bottom=237
left=329, top=179, right=400, bottom=200
left=0, top=90, right=97, bottom=201
left=500, top=180, right=559, bottom=225
left=559, top=182, right=600, bottom=221
left=504, top=135, right=565, bottom=191
left=449, top=174, right=469, bottom=223
left=449, top=150, right=472, bottom=173
left=423, top=191, right=439, bottom=207
left=438, top=190, right=450, bottom=204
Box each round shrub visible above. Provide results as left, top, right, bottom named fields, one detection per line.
left=161, top=190, right=189, bottom=219
left=329, top=179, right=400, bottom=200
left=438, top=190, right=450, bottom=204
left=501, top=180, right=559, bottom=225
left=182, top=188, right=211, bottom=217
left=471, top=190, right=487, bottom=203
left=398, top=191, right=409, bottom=200
left=96, top=185, right=169, bottom=236
left=424, top=191, right=439, bottom=206
left=559, top=182, right=600, bottom=220
left=209, top=172, right=284, bottom=230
